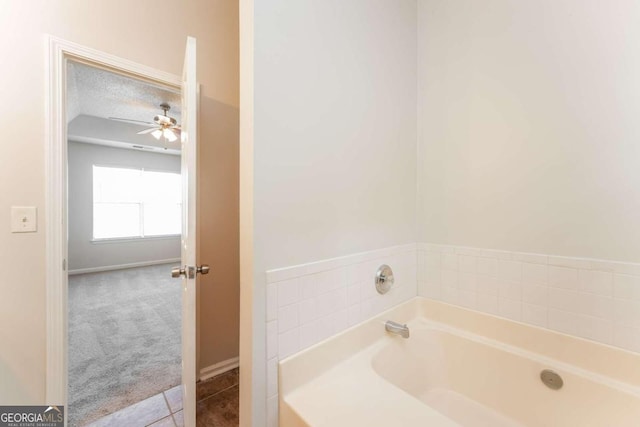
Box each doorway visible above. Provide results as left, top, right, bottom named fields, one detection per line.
left=45, top=36, right=201, bottom=427
left=65, top=60, right=183, bottom=426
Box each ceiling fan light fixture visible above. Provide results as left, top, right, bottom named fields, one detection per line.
left=164, top=129, right=178, bottom=142
left=128, top=103, right=180, bottom=145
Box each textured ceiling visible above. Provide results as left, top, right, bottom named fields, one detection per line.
left=67, top=60, right=181, bottom=126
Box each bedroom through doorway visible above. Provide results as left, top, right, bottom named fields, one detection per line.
left=66, top=60, right=184, bottom=427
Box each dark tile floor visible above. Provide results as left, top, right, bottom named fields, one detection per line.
left=196, top=384, right=239, bottom=427
left=85, top=368, right=239, bottom=427
left=196, top=369, right=239, bottom=427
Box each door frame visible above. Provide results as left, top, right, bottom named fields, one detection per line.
left=45, top=35, right=183, bottom=410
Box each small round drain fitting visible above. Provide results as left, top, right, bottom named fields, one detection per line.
left=540, top=369, right=563, bottom=390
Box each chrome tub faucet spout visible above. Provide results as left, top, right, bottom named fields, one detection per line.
left=385, top=320, right=410, bottom=338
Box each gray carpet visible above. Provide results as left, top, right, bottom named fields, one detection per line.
left=68, top=264, right=181, bottom=426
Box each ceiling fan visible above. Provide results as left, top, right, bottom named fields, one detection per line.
left=109, top=102, right=181, bottom=143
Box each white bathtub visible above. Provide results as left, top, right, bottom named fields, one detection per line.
left=279, top=298, right=640, bottom=426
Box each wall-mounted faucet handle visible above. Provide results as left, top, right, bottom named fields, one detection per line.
left=375, top=264, right=394, bottom=294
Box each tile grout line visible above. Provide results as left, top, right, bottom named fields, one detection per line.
left=165, top=385, right=181, bottom=425
left=145, top=414, right=176, bottom=427
left=161, top=390, right=172, bottom=412
left=197, top=382, right=240, bottom=404
left=155, top=391, right=176, bottom=427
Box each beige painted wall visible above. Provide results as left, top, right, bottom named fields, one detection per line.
left=196, top=0, right=240, bottom=372
left=0, top=0, right=238, bottom=403
left=417, top=0, right=640, bottom=263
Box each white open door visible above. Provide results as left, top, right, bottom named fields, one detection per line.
left=180, top=36, right=200, bottom=427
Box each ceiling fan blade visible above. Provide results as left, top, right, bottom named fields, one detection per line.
left=137, top=127, right=159, bottom=135
left=109, top=117, right=154, bottom=125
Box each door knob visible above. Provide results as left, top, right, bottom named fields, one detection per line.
left=171, top=266, right=186, bottom=278
left=172, top=265, right=209, bottom=278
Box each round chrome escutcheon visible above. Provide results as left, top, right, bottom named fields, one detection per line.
left=375, top=264, right=394, bottom=295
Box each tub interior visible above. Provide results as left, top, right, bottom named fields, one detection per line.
left=371, top=324, right=640, bottom=427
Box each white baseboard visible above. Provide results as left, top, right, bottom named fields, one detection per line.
left=199, top=356, right=240, bottom=382
left=68, top=258, right=181, bottom=275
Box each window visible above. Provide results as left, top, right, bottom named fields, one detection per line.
left=93, top=166, right=181, bottom=239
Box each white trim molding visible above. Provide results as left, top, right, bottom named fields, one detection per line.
left=91, top=235, right=181, bottom=244
left=68, top=134, right=181, bottom=156
left=45, top=35, right=181, bottom=407
left=199, top=357, right=240, bottom=382
left=45, top=34, right=68, bottom=407
left=68, top=258, right=181, bottom=276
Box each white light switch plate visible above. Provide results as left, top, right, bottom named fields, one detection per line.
left=11, top=206, right=37, bottom=233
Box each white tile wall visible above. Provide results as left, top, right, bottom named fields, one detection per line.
left=418, top=243, right=640, bottom=353
left=264, top=244, right=417, bottom=426
left=265, top=242, right=640, bottom=426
